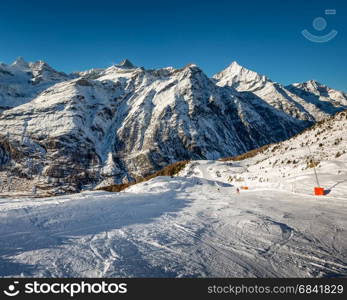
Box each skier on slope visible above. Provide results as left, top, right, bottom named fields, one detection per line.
left=236, top=187, right=240, bottom=194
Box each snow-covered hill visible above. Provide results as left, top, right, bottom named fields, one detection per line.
left=0, top=58, right=345, bottom=194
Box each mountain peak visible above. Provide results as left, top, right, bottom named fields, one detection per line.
left=183, top=63, right=199, bottom=70
left=213, top=61, right=269, bottom=91
left=227, top=61, right=259, bottom=75
left=117, top=59, right=136, bottom=69
left=291, top=80, right=323, bottom=90
left=11, top=57, right=29, bottom=69
left=229, top=61, right=242, bottom=68
left=29, top=60, right=54, bottom=71
left=214, top=61, right=260, bottom=79
left=179, top=63, right=206, bottom=79
left=305, top=80, right=322, bottom=87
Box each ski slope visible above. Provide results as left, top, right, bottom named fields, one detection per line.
left=0, top=160, right=346, bottom=277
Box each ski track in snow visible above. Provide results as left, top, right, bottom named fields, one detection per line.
left=0, top=161, right=346, bottom=278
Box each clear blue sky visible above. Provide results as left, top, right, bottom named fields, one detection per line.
left=0, top=0, right=346, bottom=91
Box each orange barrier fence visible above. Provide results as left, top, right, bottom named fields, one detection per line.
left=240, top=186, right=249, bottom=190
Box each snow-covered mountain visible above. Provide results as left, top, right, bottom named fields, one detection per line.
left=0, top=57, right=70, bottom=110
left=214, top=62, right=347, bottom=121
left=0, top=58, right=345, bottom=194
left=286, top=80, right=347, bottom=115
left=0, top=111, right=346, bottom=277
left=0, top=61, right=346, bottom=278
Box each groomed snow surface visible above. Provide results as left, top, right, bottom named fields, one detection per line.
left=0, top=160, right=346, bottom=278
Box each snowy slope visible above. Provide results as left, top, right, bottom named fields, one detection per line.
left=0, top=165, right=346, bottom=277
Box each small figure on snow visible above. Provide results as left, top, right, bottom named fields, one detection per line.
left=236, top=187, right=240, bottom=194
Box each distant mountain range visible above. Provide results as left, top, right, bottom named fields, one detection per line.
left=0, top=58, right=346, bottom=194
left=214, top=61, right=347, bottom=121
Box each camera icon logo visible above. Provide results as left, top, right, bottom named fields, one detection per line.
left=302, top=9, right=338, bottom=43
left=3, top=282, right=20, bottom=297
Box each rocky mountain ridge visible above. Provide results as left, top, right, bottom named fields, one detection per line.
left=0, top=58, right=345, bottom=194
